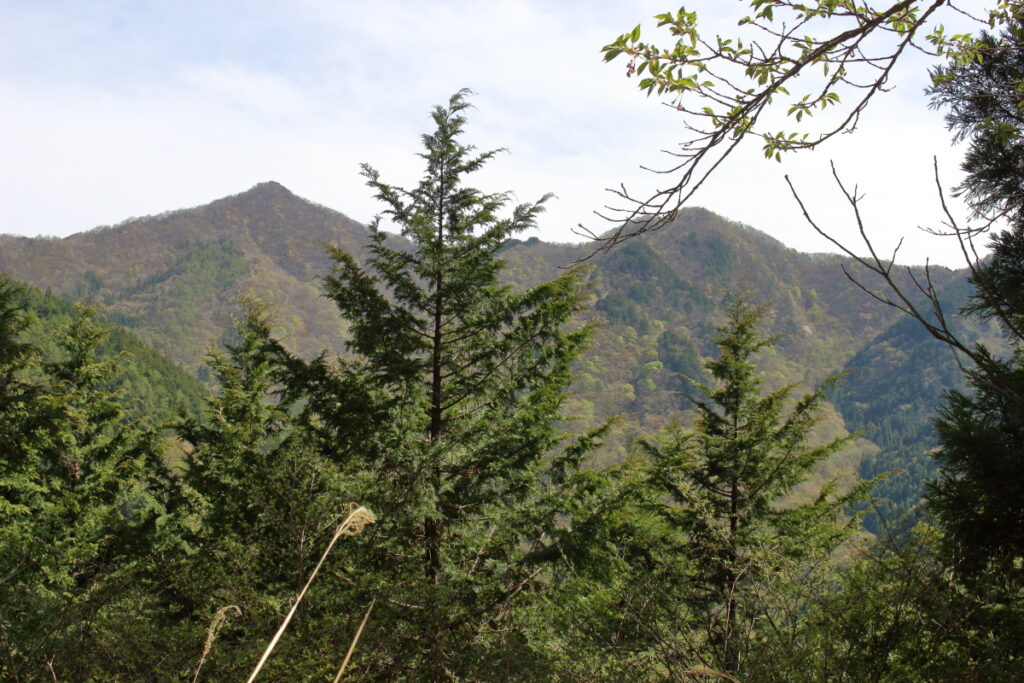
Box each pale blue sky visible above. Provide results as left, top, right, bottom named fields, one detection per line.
left=0, top=0, right=986, bottom=266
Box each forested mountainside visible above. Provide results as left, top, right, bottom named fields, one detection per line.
left=0, top=185, right=998, bottom=681
left=833, top=275, right=1005, bottom=533
left=0, top=182, right=374, bottom=373
left=0, top=183, right=959, bottom=379
left=15, top=279, right=206, bottom=424
left=0, top=182, right=972, bottom=498
left=2, top=98, right=1014, bottom=680
left=7, top=2, right=1024, bottom=677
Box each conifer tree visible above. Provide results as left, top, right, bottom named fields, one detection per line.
left=925, top=15, right=1024, bottom=583
left=282, top=90, right=595, bottom=678
left=167, top=303, right=350, bottom=679
left=641, top=296, right=855, bottom=675
left=0, top=279, right=37, bottom=667
left=0, top=295, right=163, bottom=681
left=0, top=278, right=35, bottom=464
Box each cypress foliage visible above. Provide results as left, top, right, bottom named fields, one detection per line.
left=639, top=296, right=857, bottom=676
left=0, top=284, right=164, bottom=681
left=929, top=353, right=1024, bottom=581
left=281, top=90, right=598, bottom=678
left=0, top=278, right=35, bottom=467
left=928, top=16, right=1024, bottom=225
left=165, top=302, right=350, bottom=679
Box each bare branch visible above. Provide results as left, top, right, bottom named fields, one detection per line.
left=580, top=0, right=967, bottom=260
left=787, top=164, right=1024, bottom=408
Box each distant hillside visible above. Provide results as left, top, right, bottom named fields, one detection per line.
left=831, top=275, right=1004, bottom=533
left=11, top=278, right=206, bottom=424
left=0, top=182, right=374, bottom=373
left=500, top=209, right=960, bottom=434
left=0, top=182, right=976, bottom=493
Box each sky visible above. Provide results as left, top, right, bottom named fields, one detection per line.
left=0, top=0, right=991, bottom=267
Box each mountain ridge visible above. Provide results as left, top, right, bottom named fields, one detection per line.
left=0, top=182, right=376, bottom=370
left=0, top=182, right=974, bottom=496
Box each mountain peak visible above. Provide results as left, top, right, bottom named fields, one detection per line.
left=240, top=180, right=295, bottom=199
left=214, top=181, right=311, bottom=215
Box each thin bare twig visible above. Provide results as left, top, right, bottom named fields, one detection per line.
left=786, top=162, right=1024, bottom=408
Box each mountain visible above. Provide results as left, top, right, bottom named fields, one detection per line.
left=0, top=182, right=974, bottom=489
left=10, top=277, right=206, bottom=425
left=0, top=182, right=376, bottom=374
left=831, top=273, right=1006, bottom=533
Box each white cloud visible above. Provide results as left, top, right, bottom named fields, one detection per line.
left=0, top=0, right=990, bottom=267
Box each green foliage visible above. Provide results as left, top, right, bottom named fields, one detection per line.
left=929, top=357, right=1024, bottom=578
left=657, top=328, right=705, bottom=386
left=0, top=278, right=166, bottom=681
left=920, top=12, right=1024, bottom=585
left=548, top=296, right=863, bottom=679
left=1, top=177, right=957, bottom=488
left=929, top=12, right=1024, bottom=224
left=5, top=9, right=1023, bottom=668
left=274, top=91, right=602, bottom=678
left=804, top=523, right=1024, bottom=680
left=18, top=283, right=206, bottom=424
left=594, top=240, right=711, bottom=337
left=799, top=14, right=1024, bottom=679
left=157, top=302, right=352, bottom=679
left=641, top=296, right=859, bottom=675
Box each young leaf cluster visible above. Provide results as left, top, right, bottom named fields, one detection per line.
left=586, top=0, right=1009, bottom=256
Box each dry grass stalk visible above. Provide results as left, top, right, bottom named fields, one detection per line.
left=192, top=605, right=241, bottom=683
left=246, top=505, right=376, bottom=683
left=683, top=665, right=741, bottom=682
left=332, top=597, right=376, bottom=682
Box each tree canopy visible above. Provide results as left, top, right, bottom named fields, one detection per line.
left=269, top=90, right=602, bottom=678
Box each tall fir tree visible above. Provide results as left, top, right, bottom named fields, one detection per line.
left=639, top=296, right=856, bottom=676
left=277, top=90, right=597, bottom=678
